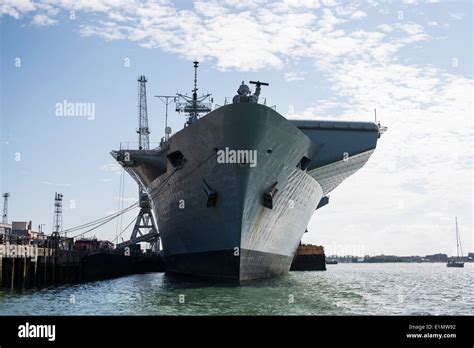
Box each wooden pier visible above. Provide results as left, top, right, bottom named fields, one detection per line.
left=0, top=244, right=165, bottom=290
left=0, top=245, right=83, bottom=289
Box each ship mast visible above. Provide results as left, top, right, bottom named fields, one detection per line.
left=175, top=61, right=212, bottom=126
left=455, top=216, right=463, bottom=258
left=455, top=216, right=459, bottom=258
left=192, top=60, right=198, bottom=120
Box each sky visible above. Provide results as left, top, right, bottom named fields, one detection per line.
left=0, top=0, right=472, bottom=256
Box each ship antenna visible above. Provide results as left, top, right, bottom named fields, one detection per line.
left=193, top=61, right=199, bottom=102
left=374, top=108, right=377, bottom=123
left=191, top=61, right=199, bottom=122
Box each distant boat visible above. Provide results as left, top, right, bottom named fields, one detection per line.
left=326, top=259, right=338, bottom=265
left=447, top=216, right=464, bottom=268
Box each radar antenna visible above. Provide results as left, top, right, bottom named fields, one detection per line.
left=249, top=81, right=269, bottom=103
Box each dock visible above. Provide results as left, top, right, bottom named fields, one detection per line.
left=0, top=244, right=164, bottom=290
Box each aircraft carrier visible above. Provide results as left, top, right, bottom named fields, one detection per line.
left=112, top=62, right=385, bottom=281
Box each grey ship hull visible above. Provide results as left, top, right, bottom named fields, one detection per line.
left=113, top=103, right=380, bottom=281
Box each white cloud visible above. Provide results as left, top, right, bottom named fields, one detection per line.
left=284, top=71, right=306, bottom=82
left=350, top=10, right=366, bottom=20
left=449, top=12, right=464, bottom=21
left=0, top=1, right=363, bottom=71
left=1, top=0, right=62, bottom=25
left=0, top=0, right=36, bottom=19
left=398, top=22, right=424, bottom=35
left=299, top=60, right=472, bottom=254
left=283, top=0, right=321, bottom=9
left=31, top=13, right=58, bottom=26
left=80, top=21, right=127, bottom=41
left=377, top=24, right=394, bottom=32
left=321, top=0, right=338, bottom=7
left=0, top=2, right=430, bottom=72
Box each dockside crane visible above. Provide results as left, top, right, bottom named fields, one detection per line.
left=48, top=192, right=64, bottom=249
left=115, top=75, right=160, bottom=253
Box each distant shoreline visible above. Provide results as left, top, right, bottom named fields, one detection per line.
left=326, top=254, right=473, bottom=264
left=328, top=261, right=473, bottom=264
